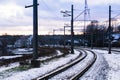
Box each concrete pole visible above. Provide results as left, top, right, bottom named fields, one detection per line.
left=71, top=5, right=74, bottom=54
left=33, top=0, right=38, bottom=59
left=108, top=5, right=111, bottom=54
left=64, top=26, right=66, bottom=48
left=25, top=0, right=39, bottom=67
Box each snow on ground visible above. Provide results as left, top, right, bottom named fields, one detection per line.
left=0, top=49, right=64, bottom=75
left=0, top=62, right=20, bottom=79
left=0, top=62, right=19, bottom=72
left=112, top=48, right=120, bottom=51
left=1, top=48, right=120, bottom=80
left=92, top=49, right=120, bottom=80
left=49, top=50, right=93, bottom=80
left=12, top=48, right=33, bottom=54
left=105, top=53, right=120, bottom=80
left=56, top=50, right=64, bottom=56
left=80, top=49, right=109, bottom=80
left=37, top=50, right=64, bottom=61
left=3, top=50, right=80, bottom=80
left=0, top=49, right=67, bottom=80
left=0, top=55, right=22, bottom=59
left=103, top=51, right=120, bottom=80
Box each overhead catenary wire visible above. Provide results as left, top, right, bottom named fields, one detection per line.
left=74, top=10, right=85, bottom=21
left=102, top=12, right=120, bottom=24
left=40, top=0, right=62, bottom=20
left=112, top=13, right=120, bottom=19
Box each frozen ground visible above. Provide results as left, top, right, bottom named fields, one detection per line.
left=12, top=48, right=33, bottom=54
left=0, top=49, right=68, bottom=80
left=80, top=48, right=120, bottom=80
left=80, top=49, right=109, bottom=80
left=92, top=49, right=120, bottom=80
left=49, top=50, right=93, bottom=80
left=0, top=48, right=120, bottom=80
left=0, top=55, right=22, bottom=59
left=2, top=50, right=80, bottom=80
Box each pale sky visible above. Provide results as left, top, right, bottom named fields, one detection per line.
left=0, top=0, right=120, bottom=35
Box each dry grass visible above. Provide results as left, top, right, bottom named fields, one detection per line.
left=38, top=47, right=69, bottom=56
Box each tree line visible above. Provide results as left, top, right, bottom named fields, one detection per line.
left=85, top=20, right=120, bottom=47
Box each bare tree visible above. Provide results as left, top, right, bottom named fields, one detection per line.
left=85, top=20, right=107, bottom=47
left=117, top=25, right=120, bottom=33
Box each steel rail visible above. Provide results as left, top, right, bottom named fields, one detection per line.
left=70, top=49, right=97, bottom=80
left=33, top=50, right=87, bottom=80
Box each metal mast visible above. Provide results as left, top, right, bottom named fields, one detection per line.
left=84, top=0, right=88, bottom=47
left=108, top=5, right=111, bottom=54
left=71, top=5, right=74, bottom=54
left=25, top=0, right=39, bottom=67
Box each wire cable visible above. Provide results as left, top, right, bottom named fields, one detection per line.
left=40, top=0, right=62, bottom=20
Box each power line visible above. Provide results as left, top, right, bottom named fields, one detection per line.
left=112, top=13, right=120, bottom=19
left=40, top=0, right=62, bottom=20
left=74, top=10, right=85, bottom=20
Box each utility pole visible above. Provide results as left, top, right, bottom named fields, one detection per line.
left=64, top=24, right=71, bottom=48
left=25, top=0, right=39, bottom=67
left=64, top=25, right=66, bottom=48
left=71, top=5, right=74, bottom=54
left=61, top=4, right=74, bottom=54
left=83, top=0, right=89, bottom=48
left=91, top=30, right=93, bottom=49
left=108, top=5, right=112, bottom=54
left=33, top=0, right=38, bottom=59
left=53, top=29, right=55, bottom=47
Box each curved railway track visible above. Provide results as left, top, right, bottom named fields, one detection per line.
left=33, top=49, right=97, bottom=80
left=70, top=50, right=97, bottom=80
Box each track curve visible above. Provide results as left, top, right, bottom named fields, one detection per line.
left=33, top=49, right=97, bottom=80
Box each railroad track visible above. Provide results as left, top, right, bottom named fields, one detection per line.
left=33, top=49, right=97, bottom=80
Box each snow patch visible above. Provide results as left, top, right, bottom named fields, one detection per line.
left=104, top=52, right=120, bottom=80
left=4, top=50, right=80, bottom=80
left=0, top=55, right=22, bottom=59
left=80, top=50, right=109, bottom=80
left=0, top=62, right=19, bottom=72
left=12, top=48, right=33, bottom=55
